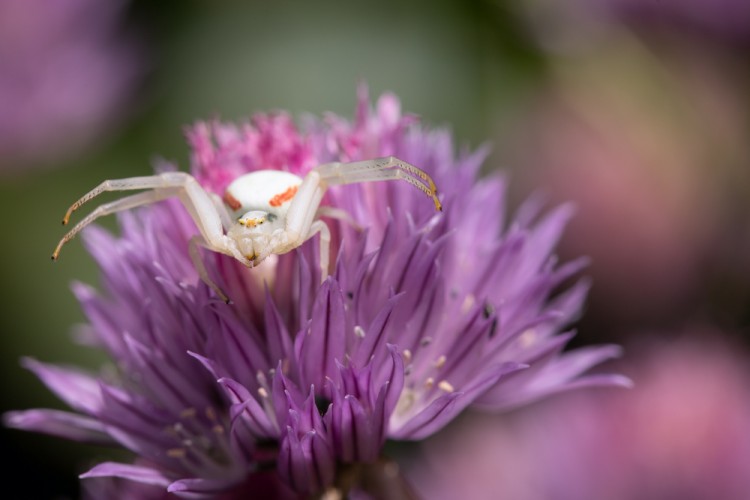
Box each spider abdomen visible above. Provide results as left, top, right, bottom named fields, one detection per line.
left=224, top=170, right=303, bottom=217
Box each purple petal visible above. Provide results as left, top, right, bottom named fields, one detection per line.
left=209, top=306, right=270, bottom=383
left=167, top=476, right=245, bottom=498
left=263, top=287, right=294, bottom=370
left=476, top=342, right=627, bottom=410
left=218, top=377, right=278, bottom=439
left=352, top=293, right=403, bottom=368
left=534, top=344, right=625, bottom=386
left=307, top=430, right=336, bottom=491
left=231, top=399, right=278, bottom=441
left=187, top=350, right=224, bottom=380
left=22, top=358, right=102, bottom=414
left=393, top=362, right=526, bottom=440
left=436, top=306, right=496, bottom=384
left=330, top=394, right=372, bottom=462
left=278, top=426, right=334, bottom=494
left=278, top=427, right=309, bottom=493
left=271, top=368, right=305, bottom=429
left=122, top=334, right=213, bottom=411
left=348, top=395, right=380, bottom=461
left=297, top=278, right=347, bottom=386
left=217, top=377, right=252, bottom=404
left=383, top=344, right=405, bottom=416
left=525, top=202, right=576, bottom=270
left=390, top=392, right=463, bottom=440
left=70, top=282, right=125, bottom=354
left=80, top=462, right=171, bottom=488
left=3, top=409, right=114, bottom=445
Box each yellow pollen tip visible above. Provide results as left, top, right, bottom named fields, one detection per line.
left=402, top=349, right=412, bottom=363
left=438, top=380, right=455, bottom=393
left=167, top=448, right=187, bottom=459
left=518, top=329, right=537, bottom=348
left=434, top=355, right=447, bottom=369
left=179, top=408, right=197, bottom=419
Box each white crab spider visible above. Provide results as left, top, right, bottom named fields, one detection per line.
left=53, top=156, right=442, bottom=302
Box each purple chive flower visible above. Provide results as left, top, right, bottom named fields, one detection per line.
left=0, top=0, right=142, bottom=171
left=6, top=87, right=627, bottom=497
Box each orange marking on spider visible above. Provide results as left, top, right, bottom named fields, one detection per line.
left=269, top=185, right=298, bottom=207
left=223, top=191, right=242, bottom=211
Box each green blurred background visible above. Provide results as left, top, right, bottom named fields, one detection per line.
left=1, top=1, right=748, bottom=497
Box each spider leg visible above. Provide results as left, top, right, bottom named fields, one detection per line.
left=279, top=171, right=332, bottom=279
left=189, top=235, right=231, bottom=303
left=210, top=192, right=234, bottom=231
left=314, top=156, right=442, bottom=211
left=315, top=206, right=363, bottom=231
left=62, top=175, right=184, bottom=225
left=284, top=170, right=327, bottom=248
left=56, top=172, right=235, bottom=267
left=306, top=220, right=331, bottom=281
left=52, top=188, right=178, bottom=260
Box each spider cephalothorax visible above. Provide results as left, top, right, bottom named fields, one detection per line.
left=53, top=157, right=441, bottom=302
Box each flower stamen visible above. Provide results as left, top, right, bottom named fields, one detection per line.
left=180, top=407, right=197, bottom=419
left=394, top=388, right=416, bottom=416
left=167, top=448, right=187, bottom=458
left=461, top=294, right=476, bottom=313
left=518, top=329, right=537, bottom=348
left=433, top=355, right=447, bottom=369
left=438, top=380, right=454, bottom=393
left=402, top=349, right=412, bottom=363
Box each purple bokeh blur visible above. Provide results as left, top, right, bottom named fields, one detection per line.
left=0, top=0, right=143, bottom=172
left=406, top=332, right=750, bottom=500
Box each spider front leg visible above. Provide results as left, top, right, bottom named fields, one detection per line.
left=314, top=156, right=442, bottom=211
left=52, top=188, right=179, bottom=260
left=189, top=235, right=231, bottom=303
left=61, top=175, right=185, bottom=226
left=316, top=206, right=363, bottom=232
left=283, top=170, right=332, bottom=281
left=307, top=220, right=331, bottom=281
left=54, top=172, right=227, bottom=259
left=54, top=172, right=242, bottom=301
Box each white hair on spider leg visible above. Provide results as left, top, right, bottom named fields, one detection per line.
left=52, top=157, right=442, bottom=303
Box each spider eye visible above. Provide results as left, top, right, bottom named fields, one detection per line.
left=237, top=210, right=271, bottom=228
